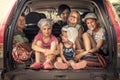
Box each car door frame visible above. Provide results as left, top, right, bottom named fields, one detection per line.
left=2, top=0, right=29, bottom=74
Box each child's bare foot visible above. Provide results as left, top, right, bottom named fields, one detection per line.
left=71, top=60, right=87, bottom=70
left=54, top=62, right=68, bottom=69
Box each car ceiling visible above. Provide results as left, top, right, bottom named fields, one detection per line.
left=28, top=0, right=96, bottom=11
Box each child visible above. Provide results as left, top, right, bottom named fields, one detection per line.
left=12, top=14, right=31, bottom=63
left=63, top=10, right=84, bottom=48
left=52, top=4, right=71, bottom=37
left=30, top=19, right=58, bottom=69
left=14, top=13, right=31, bottom=51
left=54, top=27, right=83, bottom=69
left=74, top=13, right=107, bottom=69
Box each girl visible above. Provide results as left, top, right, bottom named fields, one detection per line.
left=52, top=4, right=71, bottom=37
left=54, top=27, right=83, bottom=69
left=30, top=19, right=58, bottom=69
left=63, top=10, right=84, bottom=48
left=74, top=13, right=107, bottom=69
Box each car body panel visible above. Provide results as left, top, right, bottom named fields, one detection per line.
left=0, top=0, right=17, bottom=43
left=0, top=0, right=17, bottom=59
left=105, top=0, right=120, bottom=43
left=3, top=69, right=117, bottom=80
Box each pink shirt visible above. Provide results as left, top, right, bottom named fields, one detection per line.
left=34, top=33, right=58, bottom=49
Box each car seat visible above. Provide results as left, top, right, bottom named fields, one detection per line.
left=23, top=12, right=46, bottom=43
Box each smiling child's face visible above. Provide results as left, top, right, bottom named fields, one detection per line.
left=85, top=18, right=97, bottom=31
left=41, top=25, right=52, bottom=37
left=68, top=11, right=80, bottom=26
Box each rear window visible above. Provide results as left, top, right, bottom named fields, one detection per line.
left=29, top=9, right=88, bottom=23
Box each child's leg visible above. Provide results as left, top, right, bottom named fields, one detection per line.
left=30, top=52, right=43, bottom=69
left=45, top=54, right=55, bottom=62
left=71, top=60, right=87, bottom=70
left=54, top=57, right=68, bottom=69
left=43, top=41, right=57, bottom=69
left=35, top=51, right=41, bottom=63
left=43, top=54, right=55, bottom=69
left=69, top=60, right=76, bottom=66
left=50, top=42, right=58, bottom=54
left=82, top=32, right=96, bottom=50
left=69, top=60, right=76, bottom=69
left=39, top=52, right=46, bottom=63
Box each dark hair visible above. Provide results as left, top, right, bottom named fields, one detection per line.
left=21, top=13, right=25, bottom=17
left=58, top=4, right=71, bottom=15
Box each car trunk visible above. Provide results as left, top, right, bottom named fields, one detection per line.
left=2, top=0, right=119, bottom=80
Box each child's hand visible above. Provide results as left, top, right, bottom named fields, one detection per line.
left=44, top=49, right=49, bottom=56
left=75, top=49, right=84, bottom=54
left=74, top=54, right=83, bottom=61
left=74, top=54, right=79, bottom=61
left=74, top=51, right=90, bottom=61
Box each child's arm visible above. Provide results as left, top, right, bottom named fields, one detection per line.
left=31, top=40, right=46, bottom=53
left=53, top=43, right=60, bottom=55
left=41, top=41, right=59, bottom=56
left=49, top=41, right=59, bottom=55
left=78, top=28, right=84, bottom=40
left=59, top=43, right=68, bottom=64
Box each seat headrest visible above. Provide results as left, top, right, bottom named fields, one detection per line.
left=26, top=12, right=46, bottom=24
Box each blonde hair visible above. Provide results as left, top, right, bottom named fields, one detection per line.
left=69, top=10, right=81, bottom=23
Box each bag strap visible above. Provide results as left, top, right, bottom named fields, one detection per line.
left=96, top=53, right=107, bottom=68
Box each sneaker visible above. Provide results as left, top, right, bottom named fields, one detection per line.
left=54, top=62, right=68, bottom=69
left=71, top=60, right=87, bottom=70
left=43, top=62, right=53, bottom=69
left=30, top=62, right=42, bottom=70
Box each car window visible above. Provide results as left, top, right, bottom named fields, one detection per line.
left=31, top=9, right=88, bottom=23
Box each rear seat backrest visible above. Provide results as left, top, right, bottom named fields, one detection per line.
left=26, top=12, right=46, bottom=24
left=23, top=12, right=46, bottom=43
